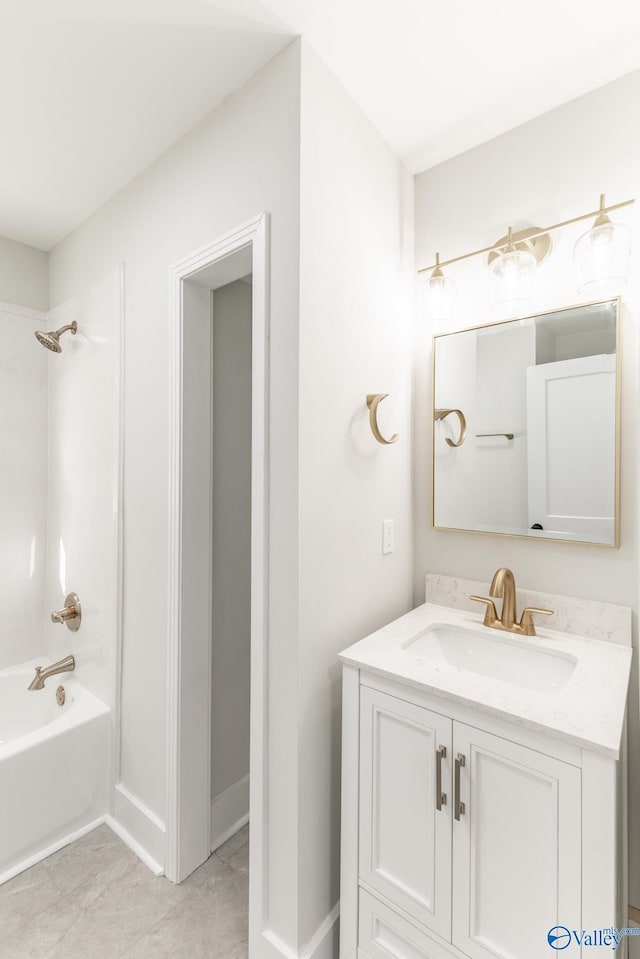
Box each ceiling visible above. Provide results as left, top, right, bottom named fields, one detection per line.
left=3, top=0, right=640, bottom=250
left=258, top=0, right=640, bottom=173
left=0, top=0, right=293, bottom=249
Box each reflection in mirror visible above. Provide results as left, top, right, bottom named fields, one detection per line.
left=432, top=298, right=619, bottom=546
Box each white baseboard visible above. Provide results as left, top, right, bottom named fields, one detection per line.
left=0, top=816, right=106, bottom=887
left=263, top=904, right=340, bottom=959
left=211, top=774, right=250, bottom=852
left=110, top=783, right=165, bottom=875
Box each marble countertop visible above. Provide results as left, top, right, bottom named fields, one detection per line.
left=339, top=602, right=632, bottom=759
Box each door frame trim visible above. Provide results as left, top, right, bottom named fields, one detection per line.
left=166, top=213, right=270, bottom=958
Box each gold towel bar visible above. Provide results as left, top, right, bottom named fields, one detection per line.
left=366, top=393, right=399, bottom=445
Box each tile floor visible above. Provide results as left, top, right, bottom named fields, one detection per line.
left=0, top=823, right=249, bottom=958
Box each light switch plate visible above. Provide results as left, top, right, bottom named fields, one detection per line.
left=382, top=519, right=394, bottom=554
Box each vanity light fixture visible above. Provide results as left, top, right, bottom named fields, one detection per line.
left=487, top=226, right=540, bottom=313
left=573, top=194, right=632, bottom=296
left=426, top=252, right=457, bottom=323
left=418, top=194, right=634, bottom=312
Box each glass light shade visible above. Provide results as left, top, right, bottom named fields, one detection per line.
left=427, top=271, right=457, bottom=324
left=573, top=218, right=631, bottom=297
left=489, top=247, right=537, bottom=314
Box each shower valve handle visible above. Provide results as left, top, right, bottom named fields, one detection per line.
left=51, top=593, right=82, bottom=632
left=51, top=606, right=76, bottom=622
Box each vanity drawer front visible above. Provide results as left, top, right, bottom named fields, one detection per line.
left=359, top=888, right=455, bottom=959
left=359, top=687, right=452, bottom=939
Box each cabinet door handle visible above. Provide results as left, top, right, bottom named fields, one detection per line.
left=454, top=753, right=466, bottom=821
left=436, top=745, right=447, bottom=811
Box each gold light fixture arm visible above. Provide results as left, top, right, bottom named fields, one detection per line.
left=434, top=408, right=467, bottom=447
left=418, top=195, right=635, bottom=275
left=366, top=393, right=399, bottom=445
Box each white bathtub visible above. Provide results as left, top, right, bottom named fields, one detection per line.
left=0, top=659, right=110, bottom=883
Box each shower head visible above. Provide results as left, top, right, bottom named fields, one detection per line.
left=35, top=321, right=78, bottom=353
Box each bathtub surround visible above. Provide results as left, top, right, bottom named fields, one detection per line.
left=0, top=268, right=122, bottom=699
left=0, top=303, right=48, bottom=669
left=0, top=261, right=121, bottom=885
left=0, top=243, right=57, bottom=673
left=44, top=265, right=123, bottom=716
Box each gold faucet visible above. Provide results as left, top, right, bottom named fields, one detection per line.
left=470, top=567, right=553, bottom=636
left=28, top=655, right=75, bottom=691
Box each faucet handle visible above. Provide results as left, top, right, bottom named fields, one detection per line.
left=50, top=593, right=82, bottom=632
left=519, top=606, right=554, bottom=636
left=470, top=595, right=499, bottom=628
left=51, top=607, right=75, bottom=623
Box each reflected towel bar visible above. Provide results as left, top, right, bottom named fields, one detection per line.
left=434, top=408, right=467, bottom=447
left=476, top=432, right=514, bottom=440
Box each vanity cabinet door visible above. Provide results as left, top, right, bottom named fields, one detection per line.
left=451, top=723, right=581, bottom=959
left=359, top=687, right=452, bottom=940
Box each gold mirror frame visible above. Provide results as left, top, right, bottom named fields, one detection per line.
left=431, top=296, right=622, bottom=548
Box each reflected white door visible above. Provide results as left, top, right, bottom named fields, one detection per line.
left=526, top=353, right=616, bottom=541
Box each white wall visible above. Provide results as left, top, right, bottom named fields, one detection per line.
left=414, top=69, right=640, bottom=901
left=211, top=279, right=252, bottom=802
left=298, top=45, right=415, bottom=948
left=44, top=267, right=122, bottom=715
left=0, top=236, right=48, bottom=311
left=0, top=304, right=47, bottom=668
left=474, top=324, right=533, bottom=531
left=434, top=320, right=536, bottom=535
left=49, top=40, right=302, bottom=949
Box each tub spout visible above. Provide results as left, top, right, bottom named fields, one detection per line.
left=28, top=655, right=75, bottom=691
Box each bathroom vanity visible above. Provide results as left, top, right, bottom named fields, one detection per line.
left=339, top=584, right=632, bottom=959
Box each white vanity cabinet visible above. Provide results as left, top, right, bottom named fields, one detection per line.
left=450, top=721, right=581, bottom=959
left=340, top=664, right=627, bottom=959
left=358, top=687, right=453, bottom=941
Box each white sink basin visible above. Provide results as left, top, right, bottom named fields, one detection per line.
left=402, top=623, right=577, bottom=691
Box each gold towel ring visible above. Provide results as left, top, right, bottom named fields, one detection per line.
left=434, top=408, right=467, bottom=447
left=366, top=393, right=399, bottom=445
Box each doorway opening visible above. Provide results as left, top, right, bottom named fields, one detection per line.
left=209, top=274, right=252, bottom=852
left=166, top=215, right=269, bottom=959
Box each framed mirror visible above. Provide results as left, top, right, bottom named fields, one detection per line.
left=432, top=298, right=620, bottom=546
